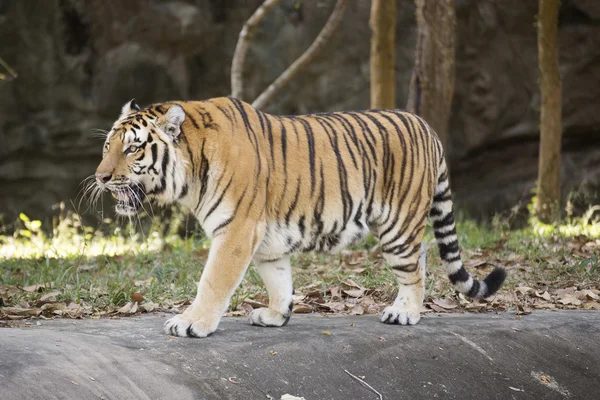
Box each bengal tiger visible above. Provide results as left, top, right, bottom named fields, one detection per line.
left=92, top=97, right=506, bottom=338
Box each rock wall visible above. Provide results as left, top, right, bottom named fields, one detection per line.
left=0, top=0, right=598, bottom=222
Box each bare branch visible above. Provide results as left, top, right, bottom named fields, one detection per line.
left=0, top=57, right=18, bottom=81
left=230, top=0, right=281, bottom=100
left=252, top=0, right=348, bottom=110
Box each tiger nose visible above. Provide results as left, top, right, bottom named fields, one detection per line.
left=95, top=173, right=112, bottom=184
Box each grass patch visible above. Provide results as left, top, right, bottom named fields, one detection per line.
left=1, top=207, right=599, bottom=322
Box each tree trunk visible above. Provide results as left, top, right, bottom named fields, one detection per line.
left=406, top=0, right=456, bottom=153
left=369, top=0, right=396, bottom=109
left=534, top=0, right=562, bottom=223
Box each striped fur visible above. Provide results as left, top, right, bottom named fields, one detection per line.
left=93, top=97, right=506, bottom=337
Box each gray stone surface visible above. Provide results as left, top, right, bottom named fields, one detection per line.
left=1, top=311, right=599, bottom=399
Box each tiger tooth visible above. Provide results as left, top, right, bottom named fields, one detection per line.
left=111, top=192, right=118, bottom=200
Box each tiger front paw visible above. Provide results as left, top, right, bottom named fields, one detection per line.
left=249, top=307, right=291, bottom=327
left=380, top=305, right=421, bottom=325
left=163, top=314, right=217, bottom=338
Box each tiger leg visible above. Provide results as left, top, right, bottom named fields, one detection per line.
left=249, top=255, right=294, bottom=327
left=380, top=243, right=426, bottom=325
left=164, top=221, right=264, bottom=338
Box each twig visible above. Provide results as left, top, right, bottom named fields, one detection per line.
left=252, top=0, right=348, bottom=110
left=231, top=0, right=281, bottom=100
left=0, top=57, right=18, bottom=81
left=343, top=369, right=383, bottom=400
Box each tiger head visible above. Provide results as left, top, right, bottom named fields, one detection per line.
left=93, top=99, right=187, bottom=216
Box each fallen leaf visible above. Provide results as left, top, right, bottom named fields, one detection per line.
left=515, top=286, right=533, bottom=295
left=429, top=304, right=451, bottom=313
left=576, top=290, right=599, bottom=301
left=1, top=307, right=41, bottom=316
left=341, top=279, right=362, bottom=290
left=41, top=303, right=66, bottom=313
left=321, top=331, right=331, bottom=335
left=130, top=292, right=144, bottom=303
left=118, top=302, right=133, bottom=313
left=319, top=302, right=345, bottom=312
left=140, top=302, right=158, bottom=312
left=534, top=291, right=552, bottom=301
left=305, top=289, right=322, bottom=298
left=432, top=298, right=459, bottom=309
left=343, top=289, right=365, bottom=298
left=39, top=291, right=61, bottom=303
left=242, top=299, right=267, bottom=308
left=465, top=259, right=488, bottom=269
left=292, top=304, right=313, bottom=313
left=349, top=304, right=365, bottom=315
left=557, top=296, right=581, bottom=306
left=329, top=286, right=341, bottom=299
left=23, top=284, right=46, bottom=293
left=515, top=304, right=532, bottom=315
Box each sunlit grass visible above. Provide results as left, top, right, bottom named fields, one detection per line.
left=1, top=204, right=599, bottom=319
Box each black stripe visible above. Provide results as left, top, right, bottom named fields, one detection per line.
left=204, top=177, right=233, bottom=221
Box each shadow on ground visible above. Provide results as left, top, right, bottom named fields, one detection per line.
left=1, top=311, right=598, bottom=399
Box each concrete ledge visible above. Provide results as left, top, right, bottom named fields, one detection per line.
left=1, top=311, right=599, bottom=399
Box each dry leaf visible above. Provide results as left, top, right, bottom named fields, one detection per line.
left=39, top=291, right=61, bottom=303
left=242, top=299, right=267, bottom=308
left=321, top=331, right=331, bottom=335
left=576, top=290, right=599, bottom=301
left=343, top=289, right=365, bottom=298
left=516, top=304, right=532, bottom=315
left=130, top=292, right=144, bottom=303
left=292, top=304, right=313, bottom=313
left=465, top=259, right=488, bottom=269
left=557, top=296, right=581, bottom=306
left=515, top=286, right=533, bottom=295
left=23, top=284, right=46, bottom=293
left=41, top=303, right=66, bottom=313
left=432, top=298, right=459, bottom=309
left=319, top=302, right=345, bottom=312
left=305, top=289, right=322, bottom=299
left=429, top=304, right=451, bottom=313
left=534, top=291, right=552, bottom=301
left=140, top=302, right=158, bottom=312
left=1, top=307, right=42, bottom=316
left=349, top=304, right=365, bottom=315
left=329, top=286, right=341, bottom=299
left=118, top=302, right=133, bottom=313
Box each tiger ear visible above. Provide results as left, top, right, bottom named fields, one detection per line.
left=120, top=99, right=141, bottom=119
left=157, top=104, right=186, bottom=142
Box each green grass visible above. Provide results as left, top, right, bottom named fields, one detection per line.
left=1, top=206, right=599, bottom=320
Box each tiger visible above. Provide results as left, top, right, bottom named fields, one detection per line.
left=93, top=97, right=506, bottom=338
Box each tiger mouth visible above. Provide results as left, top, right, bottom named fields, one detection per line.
left=109, top=186, right=144, bottom=216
